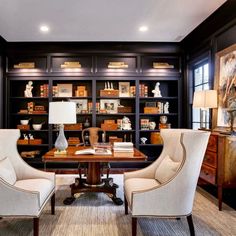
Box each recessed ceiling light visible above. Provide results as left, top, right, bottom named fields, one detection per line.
left=40, top=25, right=49, bottom=33
left=139, top=26, right=148, bottom=32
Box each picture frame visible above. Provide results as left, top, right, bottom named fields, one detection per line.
left=213, top=44, right=236, bottom=131
left=119, top=82, right=130, bottom=97
left=70, top=99, right=88, bottom=114
left=145, top=102, right=157, bottom=107
left=57, top=84, right=73, bottom=97
left=100, top=99, right=120, bottom=114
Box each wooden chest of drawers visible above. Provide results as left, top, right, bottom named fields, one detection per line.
left=199, top=133, right=236, bottom=210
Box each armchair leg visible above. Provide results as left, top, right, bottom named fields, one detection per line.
left=187, top=214, right=195, bottom=236
left=132, top=217, right=137, bottom=236
left=51, top=193, right=55, bottom=215
left=124, top=194, right=128, bottom=215
left=33, top=217, right=39, bottom=236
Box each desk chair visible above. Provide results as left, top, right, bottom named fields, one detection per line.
left=79, top=127, right=110, bottom=178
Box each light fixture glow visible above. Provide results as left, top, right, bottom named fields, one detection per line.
left=139, top=26, right=148, bottom=32
left=40, top=25, right=49, bottom=32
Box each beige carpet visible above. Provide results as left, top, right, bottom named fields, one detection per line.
left=1, top=175, right=236, bottom=236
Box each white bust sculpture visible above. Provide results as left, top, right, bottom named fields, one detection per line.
left=24, top=81, right=33, bottom=97
left=164, top=102, right=169, bottom=113
left=152, top=82, right=162, bottom=97
left=122, top=116, right=132, bottom=130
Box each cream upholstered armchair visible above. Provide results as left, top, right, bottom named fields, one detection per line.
left=124, top=129, right=210, bottom=236
left=0, top=129, right=55, bottom=236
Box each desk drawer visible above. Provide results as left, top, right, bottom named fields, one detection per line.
left=200, top=164, right=216, bottom=185
left=207, top=135, right=218, bottom=152
left=203, top=151, right=217, bottom=168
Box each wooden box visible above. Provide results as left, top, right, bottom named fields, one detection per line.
left=101, top=123, right=118, bottom=131
left=144, top=107, right=159, bottom=114
left=29, top=139, right=42, bottom=145
left=100, top=90, right=119, bottom=97
left=118, top=107, right=132, bottom=113
left=68, top=137, right=80, bottom=146
left=17, top=124, right=30, bottom=130
left=104, top=120, right=115, bottom=124
left=34, top=105, right=45, bottom=111
left=17, top=139, right=28, bottom=145
left=64, top=123, right=83, bottom=130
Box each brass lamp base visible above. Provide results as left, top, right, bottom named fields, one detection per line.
left=54, top=149, right=67, bottom=155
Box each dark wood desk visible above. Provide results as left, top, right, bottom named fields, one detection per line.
left=43, top=146, right=147, bottom=205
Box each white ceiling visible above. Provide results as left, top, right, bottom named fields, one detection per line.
left=0, top=0, right=227, bottom=42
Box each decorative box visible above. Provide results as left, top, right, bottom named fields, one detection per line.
left=68, top=137, right=80, bottom=146
left=34, top=105, right=45, bottom=111
left=100, top=90, right=119, bottom=97
left=17, top=125, right=30, bottom=130
left=29, top=139, right=42, bottom=145
left=104, top=120, right=115, bottom=124
left=117, top=107, right=132, bottom=113
left=64, top=123, right=83, bottom=130
left=109, top=136, right=123, bottom=144
left=144, top=107, right=159, bottom=114
left=17, top=139, right=28, bottom=145
left=101, top=123, right=118, bottom=131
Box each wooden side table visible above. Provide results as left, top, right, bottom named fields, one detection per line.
left=199, top=132, right=236, bottom=210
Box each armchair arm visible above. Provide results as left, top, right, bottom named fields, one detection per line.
left=0, top=179, right=40, bottom=216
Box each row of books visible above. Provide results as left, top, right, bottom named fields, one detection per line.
left=40, top=84, right=49, bottom=97
left=139, top=84, right=148, bottom=97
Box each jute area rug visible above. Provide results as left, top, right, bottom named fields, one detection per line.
left=0, top=175, right=236, bottom=236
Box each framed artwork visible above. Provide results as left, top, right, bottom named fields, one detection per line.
left=70, top=99, right=88, bottom=114
left=57, top=84, right=73, bottom=97
left=213, top=44, right=236, bottom=131
left=119, top=82, right=130, bottom=97
left=100, top=99, right=120, bottom=114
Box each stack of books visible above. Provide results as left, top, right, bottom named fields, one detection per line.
left=113, top=142, right=134, bottom=157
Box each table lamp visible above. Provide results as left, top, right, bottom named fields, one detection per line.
left=193, top=90, right=217, bottom=129
left=49, top=101, right=76, bottom=154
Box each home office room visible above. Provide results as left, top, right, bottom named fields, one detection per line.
left=0, top=1, right=236, bottom=235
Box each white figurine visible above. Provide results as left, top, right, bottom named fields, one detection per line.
left=24, top=81, right=33, bottom=97
left=23, top=134, right=28, bottom=140
left=164, top=102, right=169, bottom=113
left=122, top=116, right=132, bottom=130
left=29, top=134, right=34, bottom=140
left=152, top=82, right=162, bottom=97
left=140, top=137, right=147, bottom=144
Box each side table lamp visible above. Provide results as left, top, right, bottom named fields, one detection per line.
left=193, top=90, right=218, bottom=129
left=49, top=101, right=76, bottom=154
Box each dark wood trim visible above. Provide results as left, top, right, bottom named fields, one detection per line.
left=187, top=214, right=195, bottom=236
left=124, top=194, right=128, bottom=215
left=33, top=217, right=39, bottom=236
left=132, top=217, right=137, bottom=236
left=51, top=193, right=55, bottom=215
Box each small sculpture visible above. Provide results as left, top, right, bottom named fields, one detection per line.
left=149, top=121, right=156, bottom=130
left=23, top=134, right=28, bottom=140
left=122, top=116, right=132, bottom=130
left=140, top=137, right=147, bottom=144
left=160, top=115, right=167, bottom=124
left=164, top=102, right=169, bottom=113
left=24, top=81, right=33, bottom=97
left=29, top=134, right=34, bottom=140
left=152, top=82, right=162, bottom=97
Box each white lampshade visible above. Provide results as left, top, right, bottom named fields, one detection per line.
left=49, top=102, right=76, bottom=124
left=193, top=90, right=218, bottom=109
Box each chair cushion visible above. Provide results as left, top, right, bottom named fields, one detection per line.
left=125, top=178, right=160, bottom=204
left=14, top=178, right=54, bottom=206
left=155, top=155, right=180, bottom=183
left=0, top=156, right=17, bottom=185
left=155, top=155, right=181, bottom=184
